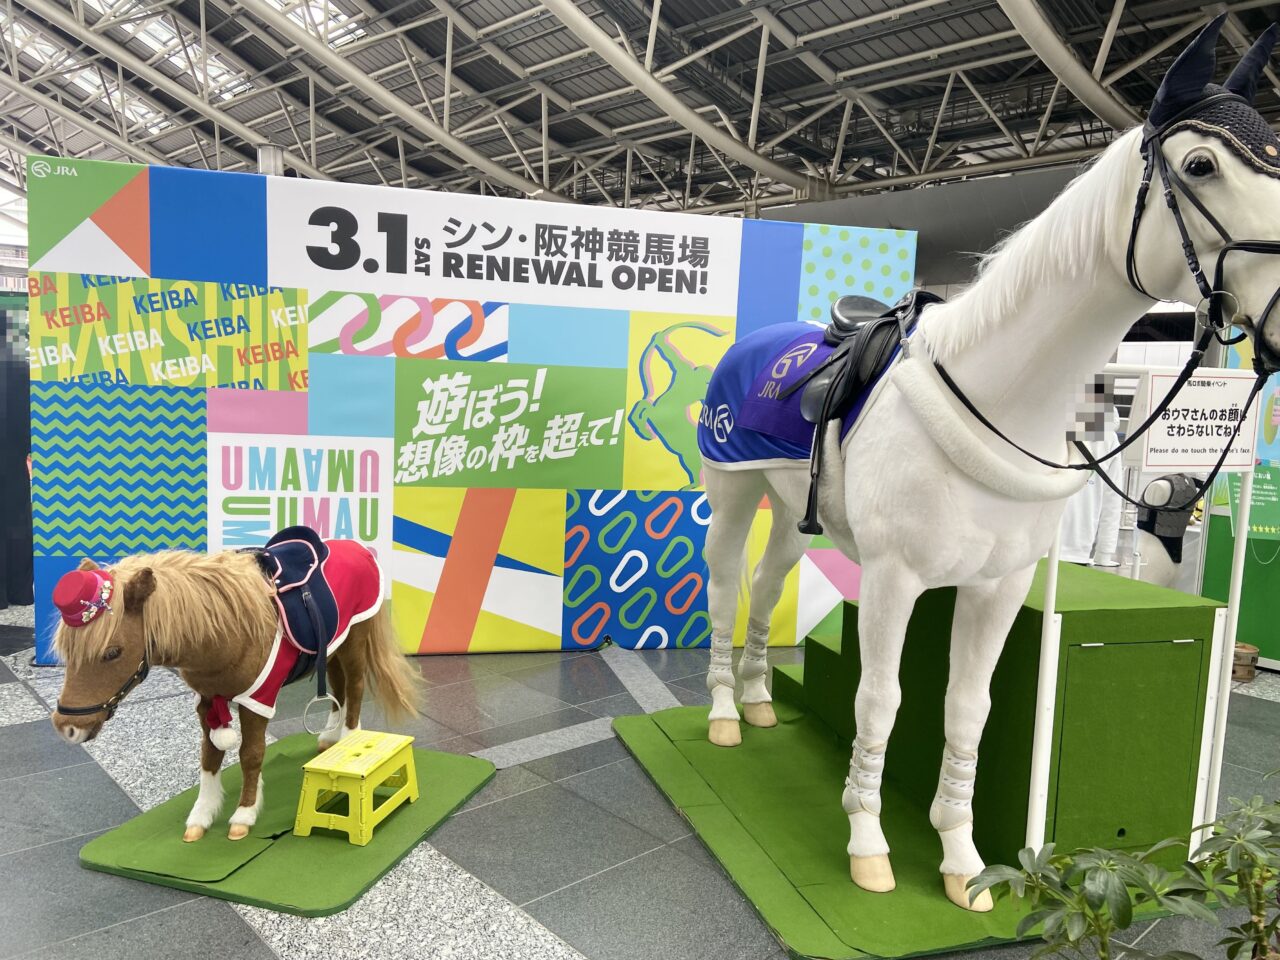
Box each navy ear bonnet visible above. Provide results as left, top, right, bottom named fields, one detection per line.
left=1147, top=16, right=1280, bottom=178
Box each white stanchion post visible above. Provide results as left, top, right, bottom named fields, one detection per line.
left=1125, top=466, right=1142, bottom=580
left=1193, top=607, right=1229, bottom=849
left=1025, top=524, right=1063, bottom=850
left=1203, top=467, right=1254, bottom=825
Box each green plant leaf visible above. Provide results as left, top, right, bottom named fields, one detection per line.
left=1065, top=910, right=1089, bottom=943
left=1044, top=909, right=1067, bottom=939
left=1036, top=843, right=1057, bottom=871
left=1084, top=868, right=1109, bottom=912
left=1031, top=944, right=1068, bottom=960
left=1104, top=870, right=1133, bottom=928
left=1157, top=896, right=1217, bottom=924
left=967, top=865, right=1022, bottom=900
left=1016, top=907, right=1057, bottom=940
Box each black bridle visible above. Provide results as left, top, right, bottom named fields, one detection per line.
left=55, top=651, right=151, bottom=721
left=934, top=97, right=1277, bottom=513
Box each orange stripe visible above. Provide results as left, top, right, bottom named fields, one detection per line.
left=419, top=488, right=516, bottom=654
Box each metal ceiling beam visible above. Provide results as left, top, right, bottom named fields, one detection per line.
left=0, top=69, right=167, bottom=164
left=19, top=0, right=332, bottom=177
left=740, top=0, right=898, bottom=178
left=995, top=0, right=1139, bottom=129
left=425, top=0, right=617, bottom=142
left=539, top=0, right=807, bottom=190
left=796, top=0, right=954, bottom=45
left=236, top=0, right=568, bottom=200
left=343, top=0, right=581, bottom=164
left=12, top=8, right=250, bottom=171
left=837, top=30, right=1022, bottom=80
left=957, top=71, right=1028, bottom=157
left=743, top=2, right=885, bottom=111
left=0, top=129, right=42, bottom=171
left=163, top=3, right=427, bottom=178
left=600, top=0, right=794, bottom=136
left=167, top=0, right=460, bottom=186
left=685, top=145, right=1102, bottom=215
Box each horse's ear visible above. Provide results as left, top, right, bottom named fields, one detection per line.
left=1225, top=24, right=1279, bottom=102
left=77, top=558, right=99, bottom=571
left=1149, top=13, right=1227, bottom=127
left=124, top=568, right=156, bottom=614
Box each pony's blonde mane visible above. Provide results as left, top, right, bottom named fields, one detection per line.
left=54, top=550, right=276, bottom=668
left=920, top=128, right=1142, bottom=361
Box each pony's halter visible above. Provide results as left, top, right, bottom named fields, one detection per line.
left=55, top=653, right=151, bottom=721
left=1125, top=89, right=1280, bottom=376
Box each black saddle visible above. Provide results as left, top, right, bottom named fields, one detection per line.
left=260, top=526, right=338, bottom=656
left=244, top=526, right=340, bottom=698
left=789, top=289, right=945, bottom=535
left=825, top=295, right=891, bottom=343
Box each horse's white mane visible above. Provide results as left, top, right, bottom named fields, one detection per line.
left=919, top=128, right=1143, bottom=361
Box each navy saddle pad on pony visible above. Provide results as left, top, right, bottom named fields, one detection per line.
left=262, top=526, right=338, bottom=656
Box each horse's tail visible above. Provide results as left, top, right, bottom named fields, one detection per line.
left=363, top=605, right=422, bottom=723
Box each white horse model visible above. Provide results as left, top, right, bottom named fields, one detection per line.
left=697, top=18, right=1280, bottom=912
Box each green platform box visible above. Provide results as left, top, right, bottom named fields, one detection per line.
left=773, top=561, right=1227, bottom=864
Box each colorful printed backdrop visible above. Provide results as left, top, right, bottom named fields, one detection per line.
left=26, top=156, right=914, bottom=661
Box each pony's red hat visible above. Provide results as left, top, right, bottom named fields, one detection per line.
left=52, top=570, right=115, bottom=627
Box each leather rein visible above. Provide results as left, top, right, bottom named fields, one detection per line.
left=932, top=96, right=1276, bottom=514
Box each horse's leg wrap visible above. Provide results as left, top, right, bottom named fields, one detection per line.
left=930, top=744, right=985, bottom=877
left=843, top=739, right=890, bottom=857
left=738, top=618, right=771, bottom=705
left=706, top=627, right=738, bottom=722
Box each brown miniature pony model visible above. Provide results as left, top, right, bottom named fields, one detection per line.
left=49, top=545, right=421, bottom=842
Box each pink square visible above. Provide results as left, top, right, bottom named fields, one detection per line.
left=207, top=388, right=308, bottom=435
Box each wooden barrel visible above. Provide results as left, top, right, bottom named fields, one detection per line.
left=1234, top=642, right=1260, bottom=682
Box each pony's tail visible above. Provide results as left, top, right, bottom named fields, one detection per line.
left=363, top=605, right=423, bottom=723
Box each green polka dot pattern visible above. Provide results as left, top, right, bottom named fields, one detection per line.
left=797, top=224, right=917, bottom=321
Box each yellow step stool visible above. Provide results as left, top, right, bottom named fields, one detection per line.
left=294, top=731, right=418, bottom=846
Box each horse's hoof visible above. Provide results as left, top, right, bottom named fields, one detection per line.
left=227, top=824, right=250, bottom=841
left=850, top=854, right=896, bottom=893
left=944, top=874, right=992, bottom=912
left=742, top=702, right=777, bottom=728
left=182, top=826, right=205, bottom=842
left=708, top=719, right=742, bottom=747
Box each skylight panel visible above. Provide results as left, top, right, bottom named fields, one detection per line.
left=268, top=0, right=366, bottom=47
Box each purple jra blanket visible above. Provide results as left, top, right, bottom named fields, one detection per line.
left=697, top=322, right=899, bottom=467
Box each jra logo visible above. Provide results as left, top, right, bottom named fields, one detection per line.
left=29, top=160, right=77, bottom=178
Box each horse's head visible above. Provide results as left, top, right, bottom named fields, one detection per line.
left=1130, top=15, right=1280, bottom=371
left=49, top=559, right=156, bottom=744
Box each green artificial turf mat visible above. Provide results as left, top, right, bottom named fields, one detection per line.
left=1026, top=560, right=1221, bottom=612
left=80, top=733, right=495, bottom=916
left=616, top=708, right=1028, bottom=959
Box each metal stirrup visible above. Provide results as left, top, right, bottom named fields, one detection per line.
left=302, top=693, right=343, bottom=736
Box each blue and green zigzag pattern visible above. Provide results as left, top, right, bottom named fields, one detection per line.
left=31, top=382, right=207, bottom=555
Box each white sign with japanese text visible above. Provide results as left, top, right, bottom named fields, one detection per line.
left=1125, top=368, right=1259, bottom=473
left=266, top=178, right=743, bottom=315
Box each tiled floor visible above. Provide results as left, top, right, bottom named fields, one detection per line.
left=0, top=611, right=1275, bottom=960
